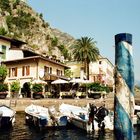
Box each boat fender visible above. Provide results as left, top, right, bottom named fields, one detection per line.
left=12, top=117, right=15, bottom=125
left=26, top=116, right=29, bottom=120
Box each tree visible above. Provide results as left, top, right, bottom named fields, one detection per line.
left=71, top=37, right=99, bottom=79
left=0, top=0, right=11, bottom=13
left=0, top=27, right=7, bottom=35
left=64, top=69, right=73, bottom=78
left=58, top=44, right=70, bottom=60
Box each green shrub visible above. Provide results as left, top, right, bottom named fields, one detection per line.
left=87, top=82, right=110, bottom=93
left=0, top=27, right=8, bottom=35
left=0, top=83, right=8, bottom=92
left=10, top=80, right=20, bottom=93
left=0, top=0, right=11, bottom=13
left=6, top=10, right=36, bottom=32
left=32, top=83, right=43, bottom=93
left=0, top=65, right=7, bottom=83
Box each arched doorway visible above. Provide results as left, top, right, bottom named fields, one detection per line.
left=21, top=82, right=31, bottom=98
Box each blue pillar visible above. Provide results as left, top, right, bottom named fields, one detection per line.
left=114, top=33, right=135, bottom=140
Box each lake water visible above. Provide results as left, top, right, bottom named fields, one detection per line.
left=0, top=112, right=139, bottom=140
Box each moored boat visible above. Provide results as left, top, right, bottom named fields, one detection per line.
left=25, top=104, right=67, bottom=129
left=59, top=103, right=113, bottom=132
left=133, top=105, right=140, bottom=125
left=59, top=103, right=140, bottom=132
left=0, top=105, right=16, bottom=128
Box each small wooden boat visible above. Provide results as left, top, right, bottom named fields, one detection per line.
left=59, top=103, right=113, bottom=132
left=25, top=104, right=67, bottom=129
left=0, top=105, right=16, bottom=128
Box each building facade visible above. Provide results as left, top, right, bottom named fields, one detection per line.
left=0, top=35, right=69, bottom=97
left=67, top=57, right=114, bottom=88
left=90, top=58, right=114, bottom=87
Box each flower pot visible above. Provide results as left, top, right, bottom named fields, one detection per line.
left=0, top=92, right=8, bottom=99
left=33, top=93, right=44, bottom=99
left=88, top=92, right=101, bottom=99
left=11, top=92, right=18, bottom=98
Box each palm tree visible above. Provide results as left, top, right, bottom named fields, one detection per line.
left=71, top=37, right=99, bottom=80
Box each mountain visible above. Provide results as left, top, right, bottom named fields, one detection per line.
left=0, top=0, right=75, bottom=60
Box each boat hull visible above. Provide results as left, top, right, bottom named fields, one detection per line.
left=60, top=103, right=114, bottom=132
left=25, top=104, right=68, bottom=129
left=70, top=117, right=92, bottom=132
left=0, top=105, right=16, bottom=128
left=0, top=116, right=15, bottom=128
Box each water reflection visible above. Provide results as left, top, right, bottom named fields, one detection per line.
left=0, top=112, right=138, bottom=140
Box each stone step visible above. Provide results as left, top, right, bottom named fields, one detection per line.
left=9, top=100, right=17, bottom=107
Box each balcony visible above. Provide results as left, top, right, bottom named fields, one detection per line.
left=44, top=74, right=68, bottom=81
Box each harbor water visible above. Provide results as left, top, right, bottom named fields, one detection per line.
left=0, top=112, right=140, bottom=140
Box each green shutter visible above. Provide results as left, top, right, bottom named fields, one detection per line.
left=2, top=45, right=6, bottom=59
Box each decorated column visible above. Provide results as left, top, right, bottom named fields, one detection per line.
left=114, top=33, right=135, bottom=140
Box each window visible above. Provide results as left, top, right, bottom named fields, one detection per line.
left=44, top=66, right=52, bottom=74
left=8, top=68, right=11, bottom=77
left=2, top=45, right=6, bottom=59
left=44, top=66, right=49, bottom=74
left=9, top=67, right=17, bottom=77
left=61, top=70, right=63, bottom=76
left=99, top=61, right=102, bottom=64
left=22, top=66, right=30, bottom=76
left=56, top=69, right=62, bottom=76
left=50, top=67, right=52, bottom=74
left=56, top=69, right=59, bottom=76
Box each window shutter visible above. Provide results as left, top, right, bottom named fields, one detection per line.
left=22, top=66, right=25, bottom=76
left=26, top=66, right=30, bottom=76
left=15, top=67, right=17, bottom=77
left=9, top=68, right=11, bottom=77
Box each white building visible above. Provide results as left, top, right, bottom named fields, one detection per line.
left=0, top=35, right=25, bottom=62
left=0, top=35, right=69, bottom=98
left=67, top=57, right=114, bottom=88
left=90, top=58, right=114, bottom=87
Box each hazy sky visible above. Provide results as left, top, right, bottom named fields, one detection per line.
left=27, top=0, right=140, bottom=81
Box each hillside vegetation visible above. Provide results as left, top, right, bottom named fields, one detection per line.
left=0, top=0, right=75, bottom=60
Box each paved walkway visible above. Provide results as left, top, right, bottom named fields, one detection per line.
left=0, top=91, right=139, bottom=112
left=0, top=96, right=114, bottom=111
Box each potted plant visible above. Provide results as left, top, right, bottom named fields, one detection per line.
left=32, top=83, right=44, bottom=99
left=10, top=80, right=20, bottom=98
left=0, top=83, right=8, bottom=99
left=87, top=82, right=105, bottom=99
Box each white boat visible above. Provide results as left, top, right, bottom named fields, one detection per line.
left=25, top=104, right=68, bottom=129
left=0, top=105, right=16, bottom=128
left=133, top=105, right=140, bottom=125
left=59, top=103, right=140, bottom=132
left=59, top=103, right=114, bottom=132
